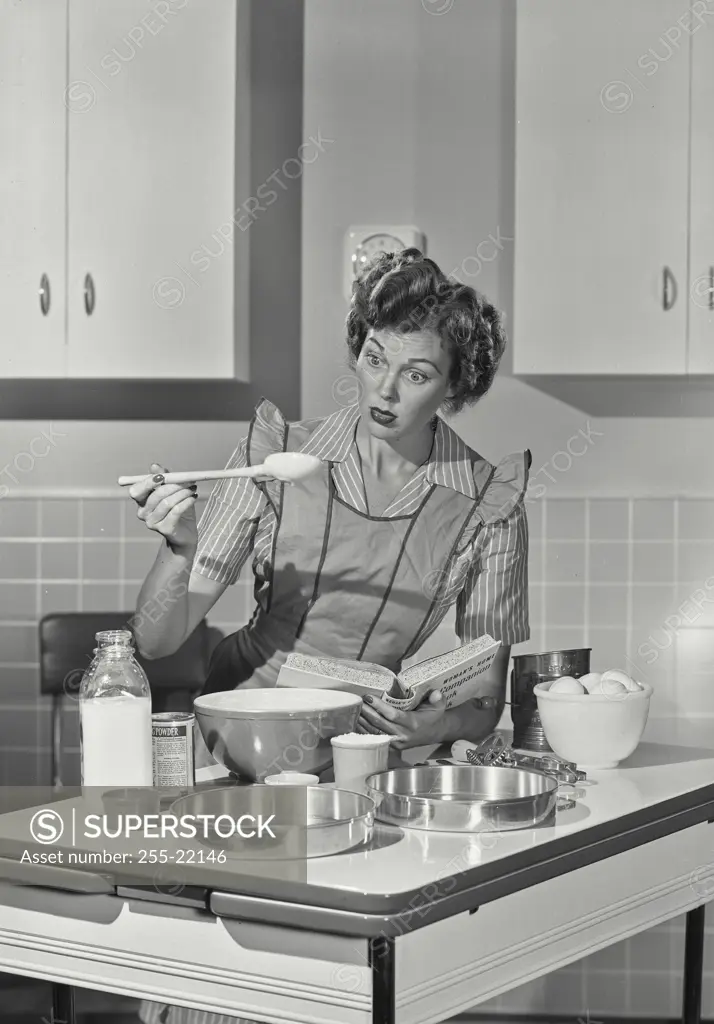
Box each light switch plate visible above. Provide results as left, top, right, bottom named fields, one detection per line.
left=343, top=225, right=425, bottom=300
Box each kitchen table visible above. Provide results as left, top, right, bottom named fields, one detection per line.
left=0, top=718, right=713, bottom=1024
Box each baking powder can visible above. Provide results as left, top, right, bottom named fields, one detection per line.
left=152, top=712, right=195, bottom=787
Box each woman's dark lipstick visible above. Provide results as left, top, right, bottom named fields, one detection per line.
left=369, top=406, right=397, bottom=425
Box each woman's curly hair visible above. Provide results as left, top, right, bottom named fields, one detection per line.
left=346, top=248, right=506, bottom=415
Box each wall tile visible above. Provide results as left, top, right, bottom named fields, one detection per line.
left=40, top=583, right=79, bottom=615
left=590, top=542, right=629, bottom=584
left=82, top=499, right=121, bottom=537
left=585, top=970, right=629, bottom=1016
left=627, top=638, right=675, bottom=692
left=0, top=500, right=39, bottom=537
left=40, top=500, right=79, bottom=538
left=0, top=583, right=36, bottom=620
left=34, top=749, right=52, bottom=786
left=543, top=626, right=589, bottom=653
left=80, top=583, right=124, bottom=613
left=542, top=971, right=587, bottom=1016
left=679, top=542, right=714, bottom=584
left=545, top=585, right=585, bottom=627
left=633, top=499, right=674, bottom=540
left=82, top=541, right=121, bottom=580
left=628, top=927, right=673, bottom=971
left=589, top=585, right=627, bottom=629
left=0, top=542, right=37, bottom=580
left=0, top=703, right=40, bottom=748
left=0, top=665, right=39, bottom=698
left=630, top=969, right=676, bottom=1019
left=546, top=542, right=585, bottom=584
left=40, top=542, right=79, bottom=580
left=8, top=750, right=43, bottom=787
left=673, top=628, right=714, bottom=715
left=586, top=628, right=628, bottom=671
left=124, top=540, right=157, bottom=580
left=545, top=499, right=585, bottom=541
left=633, top=541, right=674, bottom=584
left=679, top=500, right=714, bottom=540
left=122, top=581, right=142, bottom=610
left=0, top=623, right=38, bottom=662
left=589, top=499, right=628, bottom=540
left=631, top=584, right=675, bottom=632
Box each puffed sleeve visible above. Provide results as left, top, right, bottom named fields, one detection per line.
left=455, top=452, right=531, bottom=645
left=193, top=398, right=286, bottom=585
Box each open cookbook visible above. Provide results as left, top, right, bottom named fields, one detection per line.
left=276, top=634, right=501, bottom=711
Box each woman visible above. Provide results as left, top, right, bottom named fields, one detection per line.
left=134, top=247, right=529, bottom=1024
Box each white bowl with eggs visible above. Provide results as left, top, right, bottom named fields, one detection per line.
left=533, top=670, right=652, bottom=770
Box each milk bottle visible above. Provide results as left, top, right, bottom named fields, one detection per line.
left=79, top=630, right=153, bottom=787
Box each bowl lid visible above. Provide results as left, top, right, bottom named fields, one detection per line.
left=194, top=687, right=362, bottom=719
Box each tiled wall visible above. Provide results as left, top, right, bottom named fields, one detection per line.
left=1, top=493, right=713, bottom=1020
left=0, top=494, right=247, bottom=787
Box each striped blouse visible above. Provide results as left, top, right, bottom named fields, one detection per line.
left=193, top=401, right=530, bottom=648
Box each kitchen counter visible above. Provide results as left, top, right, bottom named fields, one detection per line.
left=0, top=718, right=712, bottom=1024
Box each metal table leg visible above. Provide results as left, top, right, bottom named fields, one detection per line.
left=682, top=905, right=706, bottom=1024
left=370, top=935, right=396, bottom=1024
left=49, top=982, right=76, bottom=1024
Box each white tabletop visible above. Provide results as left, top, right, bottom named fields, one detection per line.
left=195, top=717, right=714, bottom=899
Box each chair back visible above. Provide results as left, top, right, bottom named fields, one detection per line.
left=39, top=612, right=219, bottom=712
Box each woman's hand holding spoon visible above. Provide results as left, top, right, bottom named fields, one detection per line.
left=128, top=463, right=199, bottom=556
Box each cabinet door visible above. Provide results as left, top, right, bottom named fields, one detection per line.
left=0, top=0, right=67, bottom=377
left=688, top=19, right=714, bottom=373
left=66, top=0, right=243, bottom=379
left=514, top=0, right=690, bottom=375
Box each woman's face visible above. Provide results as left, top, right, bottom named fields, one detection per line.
left=355, top=327, right=455, bottom=439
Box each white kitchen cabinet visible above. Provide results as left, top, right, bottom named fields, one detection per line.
left=514, top=0, right=692, bottom=375
left=0, top=0, right=67, bottom=377
left=67, top=0, right=245, bottom=379
left=688, top=18, right=714, bottom=373
left=0, top=0, right=247, bottom=380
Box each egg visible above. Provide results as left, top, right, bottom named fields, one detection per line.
left=578, top=672, right=602, bottom=693
left=588, top=678, right=628, bottom=696
left=549, top=676, right=587, bottom=695
left=602, top=669, right=640, bottom=691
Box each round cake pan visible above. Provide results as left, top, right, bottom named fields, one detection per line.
left=169, top=784, right=374, bottom=859
left=365, top=764, right=558, bottom=832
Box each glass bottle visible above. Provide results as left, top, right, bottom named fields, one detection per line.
left=79, top=629, right=153, bottom=787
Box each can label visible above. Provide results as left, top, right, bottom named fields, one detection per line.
left=152, top=713, right=195, bottom=787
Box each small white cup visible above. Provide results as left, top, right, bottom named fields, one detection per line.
left=330, top=734, right=391, bottom=794
left=264, top=772, right=319, bottom=786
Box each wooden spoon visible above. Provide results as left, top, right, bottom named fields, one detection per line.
left=118, top=452, right=322, bottom=487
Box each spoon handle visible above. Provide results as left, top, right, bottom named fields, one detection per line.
left=117, top=466, right=267, bottom=486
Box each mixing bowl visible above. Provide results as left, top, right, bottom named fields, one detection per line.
left=193, top=688, right=362, bottom=781
left=534, top=681, right=652, bottom=769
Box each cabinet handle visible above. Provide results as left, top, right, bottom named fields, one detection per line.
left=83, top=273, right=96, bottom=315
left=39, top=274, right=51, bottom=316
left=662, top=266, right=677, bottom=311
